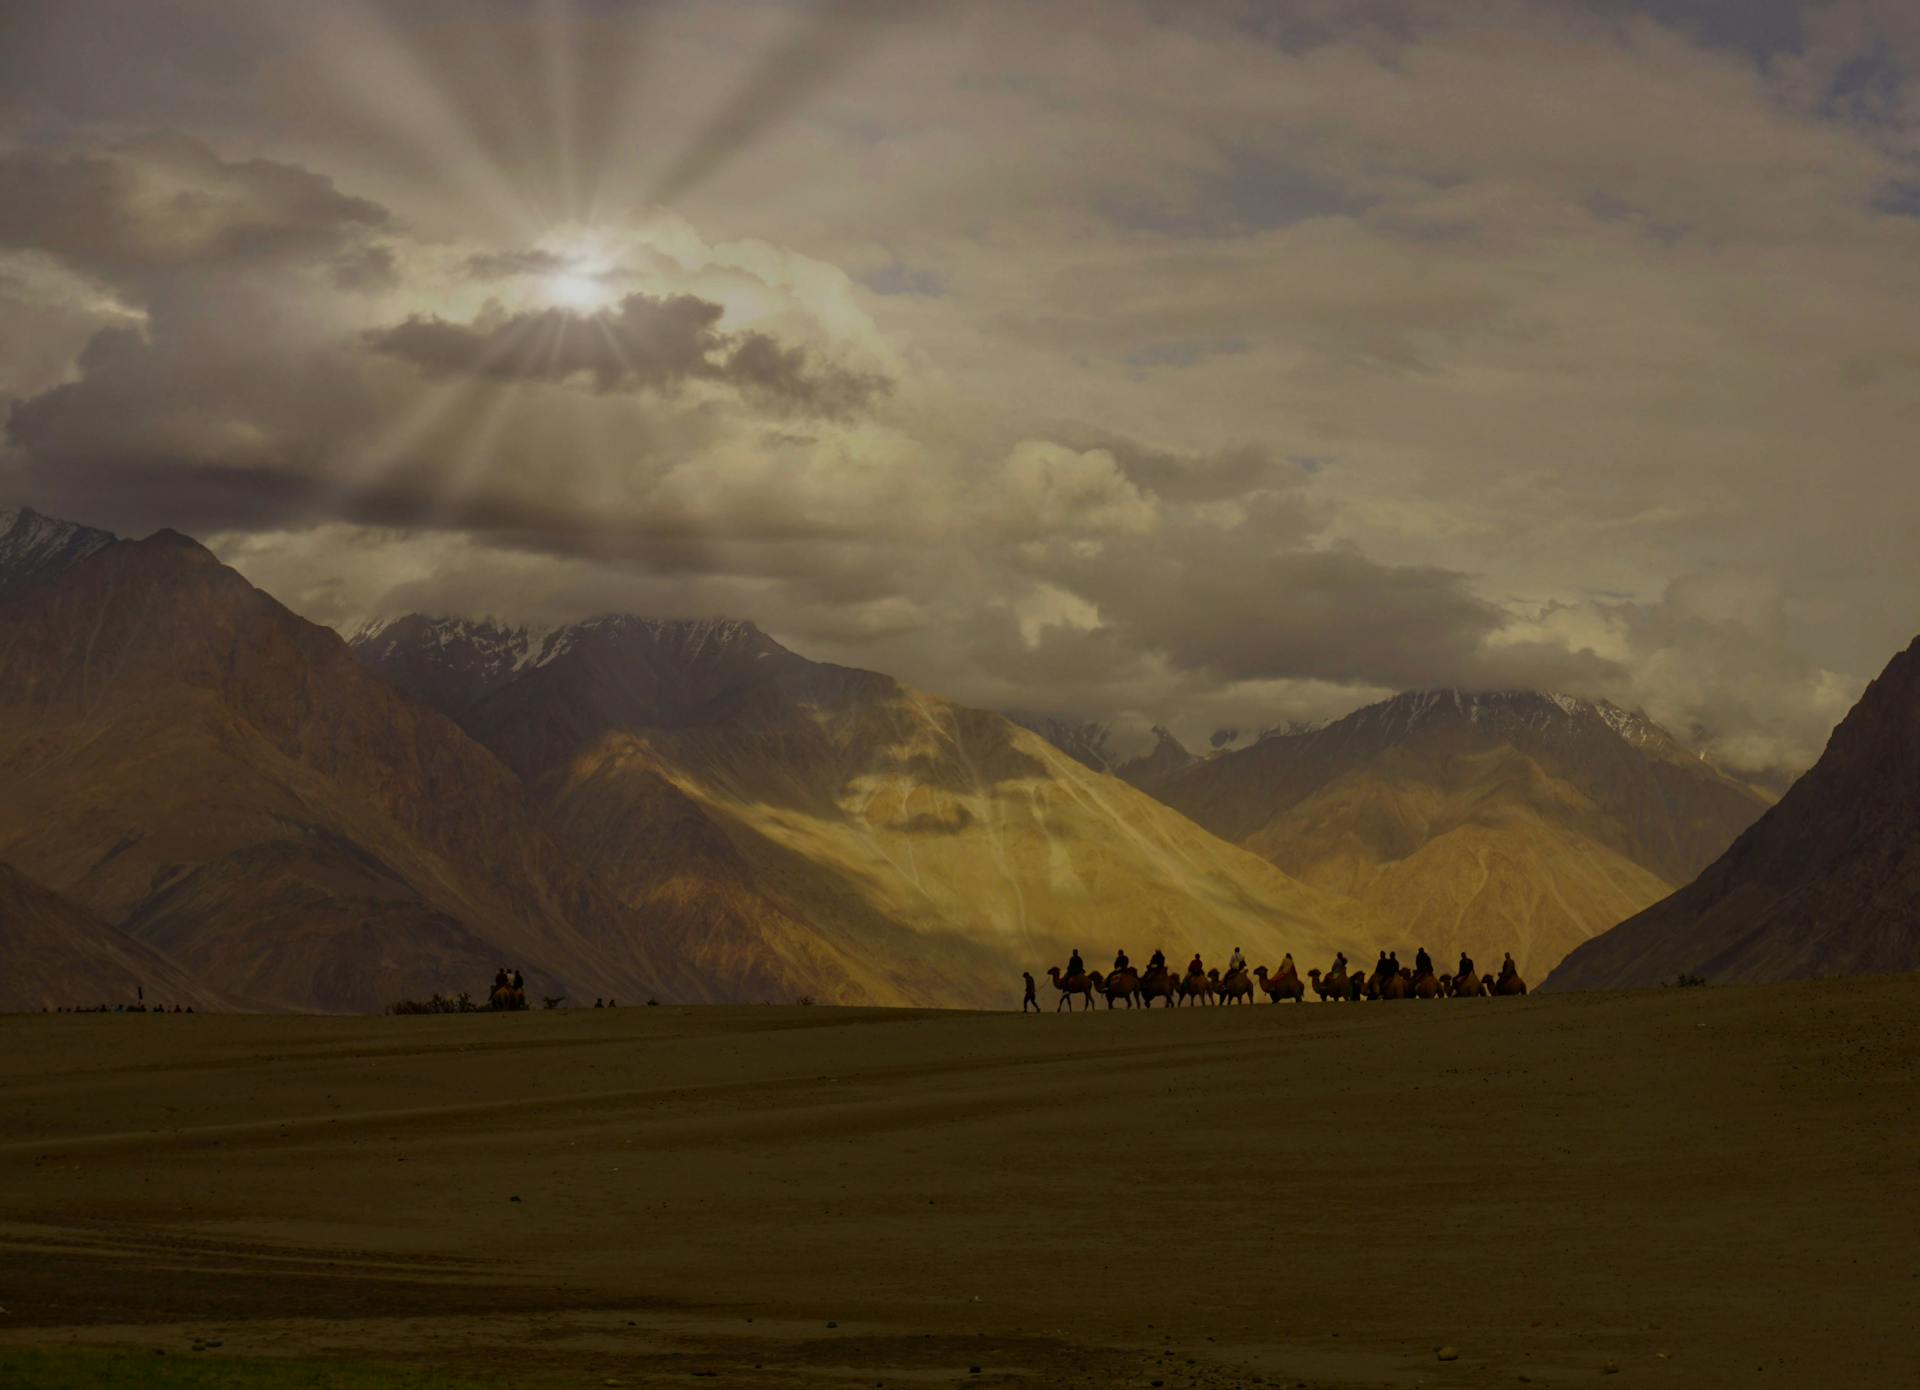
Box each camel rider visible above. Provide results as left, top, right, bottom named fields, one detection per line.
left=1067, top=948, right=1086, bottom=980
left=1375, top=950, right=1391, bottom=981
left=1278, top=951, right=1295, bottom=977
left=511, top=968, right=524, bottom=992
left=1500, top=952, right=1516, bottom=980
left=1332, top=951, right=1348, bottom=973
left=1227, top=946, right=1247, bottom=976
left=494, top=967, right=510, bottom=992
left=1187, top=953, right=1205, bottom=978
left=1149, top=948, right=1167, bottom=973
left=1113, top=948, right=1131, bottom=974
left=1458, top=952, right=1475, bottom=979
left=1386, top=952, right=1403, bottom=979
left=1414, top=947, right=1433, bottom=980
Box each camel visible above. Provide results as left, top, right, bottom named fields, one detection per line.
left=1215, top=967, right=1256, bottom=1005
left=1176, top=971, right=1216, bottom=1006
left=1412, top=971, right=1444, bottom=1000
left=1450, top=971, right=1483, bottom=997
left=1376, top=969, right=1412, bottom=1001
left=1138, top=966, right=1180, bottom=1008
left=1102, top=968, right=1144, bottom=1008
left=1257, top=963, right=1306, bottom=1003
left=1492, top=968, right=1528, bottom=996
left=488, top=984, right=527, bottom=1011
left=1046, top=967, right=1100, bottom=1011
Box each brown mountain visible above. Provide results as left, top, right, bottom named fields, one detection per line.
left=0, top=863, right=237, bottom=1013
left=1135, top=690, right=1772, bottom=979
left=355, top=616, right=1383, bottom=1008
left=0, top=532, right=686, bottom=1012
left=1547, top=635, right=1920, bottom=989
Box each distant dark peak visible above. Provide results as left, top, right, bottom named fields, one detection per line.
left=539, top=614, right=786, bottom=664
left=1005, top=713, right=1116, bottom=773
left=1334, top=686, right=1669, bottom=750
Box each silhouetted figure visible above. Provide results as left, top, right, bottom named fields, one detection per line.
left=1187, top=953, right=1205, bottom=978
left=1113, top=948, right=1130, bottom=973
left=1385, top=952, right=1403, bottom=980
left=1022, top=971, right=1040, bottom=1014
left=1500, top=953, right=1516, bottom=979
left=594, top=998, right=605, bottom=1008
left=512, top=968, right=524, bottom=991
left=1226, top=945, right=1247, bottom=975
left=1149, top=948, right=1166, bottom=971
left=1458, top=952, right=1475, bottom=978
left=1067, top=949, right=1085, bottom=979
left=494, top=967, right=510, bottom=992
left=607, top=998, right=617, bottom=1008
left=1414, top=947, right=1434, bottom=980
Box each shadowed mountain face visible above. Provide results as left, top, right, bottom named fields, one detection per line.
left=1547, top=635, right=1920, bottom=990
left=0, top=863, right=237, bottom=1013
left=356, top=615, right=1382, bottom=1007
left=1132, top=690, right=1772, bottom=980
left=0, top=534, right=687, bottom=1012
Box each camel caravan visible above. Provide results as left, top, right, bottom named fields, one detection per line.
left=1038, top=945, right=1528, bottom=1011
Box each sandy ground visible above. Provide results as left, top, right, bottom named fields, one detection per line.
left=1, top=978, right=1916, bottom=1388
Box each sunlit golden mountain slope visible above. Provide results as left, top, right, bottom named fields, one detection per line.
left=361, top=616, right=1384, bottom=1007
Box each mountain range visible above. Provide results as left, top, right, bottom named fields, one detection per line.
left=351, top=614, right=1381, bottom=1008
left=0, top=506, right=1376, bottom=1010
left=5, top=501, right=1910, bottom=1011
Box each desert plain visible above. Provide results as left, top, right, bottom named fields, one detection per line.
left=2, top=978, right=1916, bottom=1389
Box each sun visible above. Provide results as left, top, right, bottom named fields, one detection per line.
left=545, top=270, right=616, bottom=312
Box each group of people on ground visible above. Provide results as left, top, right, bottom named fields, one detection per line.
left=1024, top=942, right=1526, bottom=1010
left=49, top=1003, right=195, bottom=1014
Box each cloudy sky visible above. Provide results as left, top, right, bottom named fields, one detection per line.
left=3, top=0, right=1916, bottom=776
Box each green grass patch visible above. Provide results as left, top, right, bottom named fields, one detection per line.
left=0, top=1345, right=497, bottom=1389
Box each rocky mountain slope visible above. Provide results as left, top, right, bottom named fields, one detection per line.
left=1547, top=635, right=1920, bottom=989
left=1135, top=690, right=1772, bottom=979
left=0, top=863, right=238, bottom=1013
left=0, top=532, right=688, bottom=1012
left=356, top=615, right=1383, bottom=1007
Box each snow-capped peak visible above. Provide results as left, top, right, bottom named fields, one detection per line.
left=0, top=504, right=116, bottom=595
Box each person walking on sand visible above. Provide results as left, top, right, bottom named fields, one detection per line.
left=1022, top=971, right=1040, bottom=1013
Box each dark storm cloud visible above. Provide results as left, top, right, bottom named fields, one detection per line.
left=0, top=135, right=390, bottom=284
left=1013, top=488, right=1623, bottom=694
left=645, top=0, right=911, bottom=207
left=367, top=292, right=888, bottom=416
